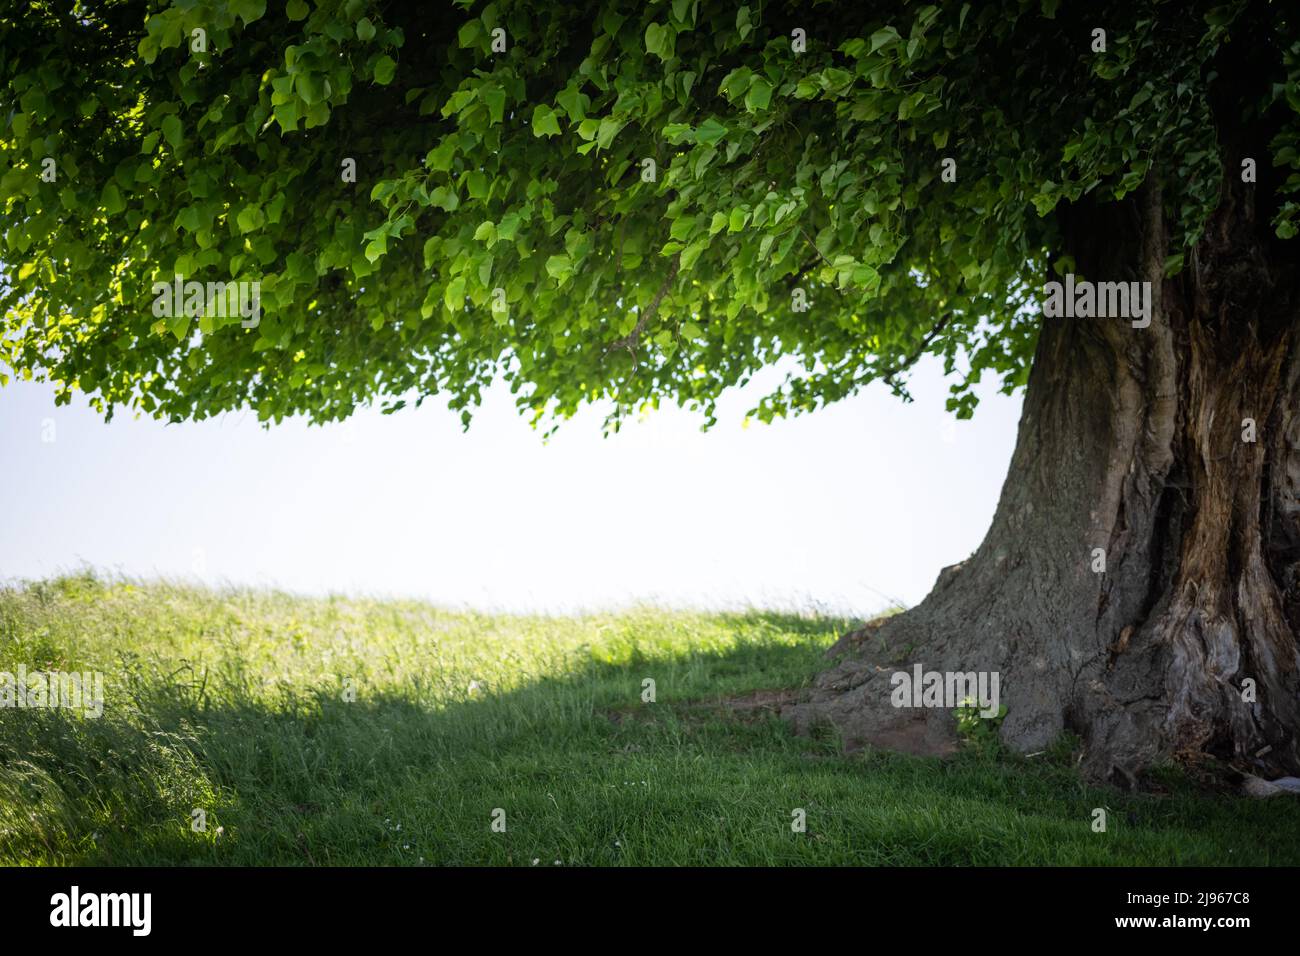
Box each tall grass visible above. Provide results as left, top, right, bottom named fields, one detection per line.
left=1, top=572, right=1295, bottom=865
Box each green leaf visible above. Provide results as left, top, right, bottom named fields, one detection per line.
left=430, top=186, right=459, bottom=211
left=869, top=27, right=901, bottom=53
left=851, top=263, right=879, bottom=288
left=482, top=85, right=507, bottom=125
left=297, top=73, right=326, bottom=105
left=736, top=6, right=753, bottom=39
left=556, top=87, right=588, bottom=122
left=177, top=206, right=201, bottom=233
left=898, top=91, right=924, bottom=120
left=458, top=20, right=483, bottom=48
left=266, top=193, right=286, bottom=224
left=161, top=115, right=183, bottom=150
left=596, top=117, right=626, bottom=149
left=372, top=56, right=396, bottom=85
left=602, top=10, right=626, bottom=36
left=427, top=139, right=457, bottom=172
left=138, top=34, right=160, bottom=64
left=274, top=101, right=301, bottom=132
left=720, top=67, right=755, bottom=100
left=532, top=104, right=562, bottom=137
left=1204, top=6, right=1237, bottom=27
left=546, top=254, right=573, bottom=282
left=287, top=0, right=309, bottom=22
left=670, top=215, right=698, bottom=241
left=695, top=118, right=727, bottom=146
left=230, top=0, right=267, bottom=26
left=236, top=204, right=265, bottom=233
left=645, top=23, right=675, bottom=60
left=444, top=275, right=466, bottom=311
left=466, top=170, right=488, bottom=200
left=100, top=183, right=124, bottom=215
left=680, top=239, right=707, bottom=270
left=356, top=17, right=376, bottom=41
left=497, top=213, right=521, bottom=241
left=1094, top=60, right=1121, bottom=81
left=745, top=77, right=773, bottom=112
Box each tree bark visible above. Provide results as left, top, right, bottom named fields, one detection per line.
left=788, top=173, right=1300, bottom=785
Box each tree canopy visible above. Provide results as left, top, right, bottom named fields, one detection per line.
left=2, top=0, right=1297, bottom=430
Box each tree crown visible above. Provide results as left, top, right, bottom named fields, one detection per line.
left=3, top=0, right=1297, bottom=429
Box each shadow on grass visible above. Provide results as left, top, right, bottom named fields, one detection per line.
left=0, top=619, right=832, bottom=860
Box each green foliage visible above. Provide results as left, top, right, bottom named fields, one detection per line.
left=954, top=697, right=1008, bottom=756
left=1, top=1, right=1296, bottom=430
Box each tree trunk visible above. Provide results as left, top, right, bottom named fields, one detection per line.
left=788, top=174, right=1300, bottom=786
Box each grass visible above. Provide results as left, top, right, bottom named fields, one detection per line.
left=1, top=571, right=1296, bottom=866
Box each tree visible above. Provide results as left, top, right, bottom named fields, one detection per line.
left=4, top=0, right=1299, bottom=783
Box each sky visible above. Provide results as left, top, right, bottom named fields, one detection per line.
left=0, top=356, right=1022, bottom=616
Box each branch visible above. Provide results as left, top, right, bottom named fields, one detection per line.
left=606, top=253, right=681, bottom=354
left=798, top=226, right=834, bottom=269
left=871, top=312, right=954, bottom=389
left=783, top=258, right=820, bottom=290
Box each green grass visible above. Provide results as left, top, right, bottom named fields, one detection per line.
left=1, top=571, right=1296, bottom=866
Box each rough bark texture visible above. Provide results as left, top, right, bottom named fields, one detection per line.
left=788, top=112, right=1300, bottom=786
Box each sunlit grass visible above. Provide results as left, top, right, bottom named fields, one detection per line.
left=1, top=571, right=1295, bottom=865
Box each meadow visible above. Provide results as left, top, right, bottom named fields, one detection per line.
left=1, top=572, right=1296, bottom=866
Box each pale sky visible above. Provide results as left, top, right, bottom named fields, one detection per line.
left=0, top=356, right=1021, bottom=615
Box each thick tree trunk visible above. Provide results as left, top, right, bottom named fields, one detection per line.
left=788, top=176, right=1300, bottom=785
